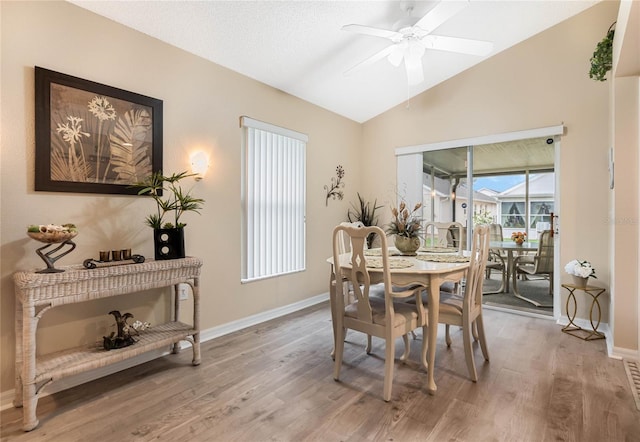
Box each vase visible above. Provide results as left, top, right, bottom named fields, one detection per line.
left=571, top=275, right=588, bottom=288
left=153, top=228, right=185, bottom=260
left=514, top=238, right=524, bottom=245
left=394, top=235, right=420, bottom=255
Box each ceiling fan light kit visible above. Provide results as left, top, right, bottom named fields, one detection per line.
left=342, top=0, right=493, bottom=86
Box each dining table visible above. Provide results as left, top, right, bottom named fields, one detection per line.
left=486, top=241, right=538, bottom=293
left=327, top=247, right=470, bottom=394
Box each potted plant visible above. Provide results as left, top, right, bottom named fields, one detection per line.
left=347, top=193, right=383, bottom=248
left=135, top=171, right=205, bottom=260
left=385, top=199, right=423, bottom=255
left=564, top=259, right=597, bottom=288
left=589, top=22, right=615, bottom=82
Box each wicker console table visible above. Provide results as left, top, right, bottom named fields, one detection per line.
left=13, top=257, right=202, bottom=431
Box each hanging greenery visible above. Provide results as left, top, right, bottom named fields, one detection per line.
left=589, top=22, right=615, bottom=82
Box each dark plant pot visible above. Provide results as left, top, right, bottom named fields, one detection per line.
left=153, top=228, right=185, bottom=260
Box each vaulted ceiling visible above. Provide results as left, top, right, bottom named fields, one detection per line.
left=70, top=0, right=598, bottom=123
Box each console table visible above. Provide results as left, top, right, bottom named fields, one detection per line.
left=13, top=257, right=202, bottom=431
left=561, top=283, right=606, bottom=341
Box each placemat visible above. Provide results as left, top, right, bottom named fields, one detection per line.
left=416, top=254, right=470, bottom=263
left=419, top=246, right=459, bottom=253
left=364, top=248, right=402, bottom=256
left=365, top=257, right=414, bottom=269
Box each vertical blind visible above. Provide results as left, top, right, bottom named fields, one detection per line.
left=241, top=116, right=307, bottom=282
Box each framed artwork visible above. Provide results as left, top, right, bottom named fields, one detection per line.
left=35, top=66, right=163, bottom=195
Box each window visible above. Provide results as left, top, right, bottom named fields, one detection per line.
left=240, top=117, right=307, bottom=282
left=501, top=201, right=526, bottom=228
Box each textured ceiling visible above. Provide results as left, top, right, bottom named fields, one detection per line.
left=70, top=0, right=598, bottom=123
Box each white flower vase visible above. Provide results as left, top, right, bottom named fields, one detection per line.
left=571, top=275, right=588, bottom=288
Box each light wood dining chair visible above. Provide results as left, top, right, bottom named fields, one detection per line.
left=423, top=221, right=465, bottom=254
left=484, top=223, right=507, bottom=293
left=332, top=224, right=428, bottom=401
left=434, top=224, right=491, bottom=382
left=512, top=229, right=554, bottom=307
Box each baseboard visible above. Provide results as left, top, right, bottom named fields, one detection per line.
left=1, top=292, right=329, bottom=412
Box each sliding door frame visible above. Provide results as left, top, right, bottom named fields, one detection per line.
left=396, top=125, right=564, bottom=318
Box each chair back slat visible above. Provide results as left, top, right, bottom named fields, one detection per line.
left=464, top=225, right=490, bottom=309
left=534, top=230, right=554, bottom=273
left=333, top=224, right=390, bottom=325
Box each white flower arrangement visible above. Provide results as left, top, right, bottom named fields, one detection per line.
left=564, top=259, right=597, bottom=279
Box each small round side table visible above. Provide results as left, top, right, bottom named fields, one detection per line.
left=561, top=283, right=606, bottom=340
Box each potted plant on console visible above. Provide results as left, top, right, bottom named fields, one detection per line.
left=135, top=171, right=205, bottom=260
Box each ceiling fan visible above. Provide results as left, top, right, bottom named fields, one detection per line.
left=342, top=0, right=493, bottom=85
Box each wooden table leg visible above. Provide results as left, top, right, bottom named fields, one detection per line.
left=424, top=278, right=440, bottom=394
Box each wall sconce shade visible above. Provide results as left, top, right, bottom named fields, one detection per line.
left=190, top=151, right=209, bottom=181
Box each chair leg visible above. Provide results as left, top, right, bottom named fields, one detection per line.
left=366, top=334, right=372, bottom=354
left=400, top=334, right=410, bottom=361
left=445, top=324, right=452, bottom=347
left=475, top=316, right=490, bottom=361
left=333, top=327, right=346, bottom=381
left=383, top=337, right=395, bottom=401
left=472, top=321, right=479, bottom=341
left=462, top=322, right=478, bottom=382
left=410, top=330, right=417, bottom=340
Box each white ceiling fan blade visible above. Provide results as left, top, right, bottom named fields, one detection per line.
left=342, top=24, right=403, bottom=42
left=387, top=42, right=407, bottom=67
left=344, top=44, right=397, bottom=75
left=414, top=0, right=470, bottom=34
left=404, top=43, right=425, bottom=85
left=421, top=35, right=493, bottom=56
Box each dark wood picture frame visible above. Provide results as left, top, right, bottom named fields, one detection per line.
left=35, top=66, right=163, bottom=195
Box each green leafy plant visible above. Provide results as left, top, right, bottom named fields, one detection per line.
left=134, top=171, right=204, bottom=229
left=589, top=23, right=615, bottom=82
left=347, top=192, right=383, bottom=248
left=472, top=209, right=494, bottom=225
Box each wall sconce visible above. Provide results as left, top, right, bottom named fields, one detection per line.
left=190, top=151, right=209, bottom=181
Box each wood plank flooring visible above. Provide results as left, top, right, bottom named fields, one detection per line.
left=2, top=302, right=639, bottom=441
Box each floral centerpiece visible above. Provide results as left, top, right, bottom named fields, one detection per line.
left=565, top=259, right=597, bottom=288
left=511, top=231, right=526, bottom=245
left=385, top=200, right=423, bottom=255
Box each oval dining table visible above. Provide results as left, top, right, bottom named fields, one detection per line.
left=327, top=249, right=470, bottom=394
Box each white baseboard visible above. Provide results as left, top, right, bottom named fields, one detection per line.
left=1, top=293, right=329, bottom=412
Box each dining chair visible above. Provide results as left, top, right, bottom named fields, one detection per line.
left=423, top=221, right=465, bottom=254
left=332, top=224, right=428, bottom=401
left=439, top=224, right=491, bottom=381
left=512, top=229, right=554, bottom=307
left=329, top=221, right=365, bottom=359
left=484, top=223, right=507, bottom=293
left=409, top=224, right=491, bottom=381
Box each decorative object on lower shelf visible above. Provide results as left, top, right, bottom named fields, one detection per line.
left=103, top=310, right=137, bottom=351
left=26, top=224, right=78, bottom=273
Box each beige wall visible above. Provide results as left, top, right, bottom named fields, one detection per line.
left=0, top=1, right=362, bottom=396
left=361, top=3, right=619, bottom=326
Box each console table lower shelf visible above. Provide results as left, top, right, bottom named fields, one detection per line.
left=35, top=322, right=197, bottom=384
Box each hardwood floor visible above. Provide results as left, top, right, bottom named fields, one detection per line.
left=2, top=302, right=639, bottom=441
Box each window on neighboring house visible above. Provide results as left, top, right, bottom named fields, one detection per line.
left=501, top=201, right=526, bottom=228
left=240, top=116, right=307, bottom=282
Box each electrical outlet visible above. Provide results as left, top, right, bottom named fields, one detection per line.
left=178, top=285, right=189, bottom=301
